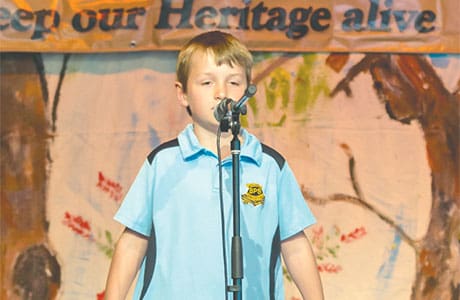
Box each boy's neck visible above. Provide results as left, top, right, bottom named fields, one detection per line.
left=192, top=124, right=241, bottom=158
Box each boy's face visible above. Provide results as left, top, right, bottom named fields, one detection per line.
left=176, top=50, right=248, bottom=133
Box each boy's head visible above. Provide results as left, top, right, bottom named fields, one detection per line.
left=176, top=31, right=253, bottom=93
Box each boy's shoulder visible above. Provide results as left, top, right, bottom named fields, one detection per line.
left=244, top=129, right=285, bottom=170
left=260, top=143, right=285, bottom=170
left=147, top=138, right=179, bottom=164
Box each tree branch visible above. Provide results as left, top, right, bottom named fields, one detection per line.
left=52, top=53, right=71, bottom=132
left=303, top=143, right=419, bottom=250
left=329, top=54, right=386, bottom=98
left=303, top=189, right=418, bottom=250
left=252, top=53, right=298, bottom=84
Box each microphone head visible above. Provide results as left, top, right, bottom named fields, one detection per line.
left=247, top=84, right=257, bottom=96
left=213, top=98, right=231, bottom=122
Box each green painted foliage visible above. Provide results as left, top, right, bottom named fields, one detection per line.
left=293, top=54, right=330, bottom=114
left=258, top=53, right=330, bottom=127
left=264, top=67, right=291, bottom=110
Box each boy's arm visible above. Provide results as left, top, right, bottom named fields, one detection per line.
left=281, top=231, right=324, bottom=300
left=105, top=228, right=148, bottom=300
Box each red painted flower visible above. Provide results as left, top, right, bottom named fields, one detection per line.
left=340, top=226, right=366, bottom=243
left=97, top=290, right=105, bottom=300
left=63, top=211, right=92, bottom=239
left=317, top=263, right=342, bottom=273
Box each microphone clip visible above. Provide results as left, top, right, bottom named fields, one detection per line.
left=216, top=99, right=248, bottom=133
left=214, top=84, right=256, bottom=133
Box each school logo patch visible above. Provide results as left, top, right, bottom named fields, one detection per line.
left=242, top=183, right=265, bottom=206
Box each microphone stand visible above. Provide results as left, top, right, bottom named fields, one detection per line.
left=219, top=102, right=245, bottom=300
left=216, top=85, right=255, bottom=300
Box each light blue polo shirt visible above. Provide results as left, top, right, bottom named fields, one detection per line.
left=114, top=124, right=316, bottom=299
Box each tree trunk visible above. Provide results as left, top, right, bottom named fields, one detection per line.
left=1, top=53, right=61, bottom=299
left=370, top=54, right=460, bottom=300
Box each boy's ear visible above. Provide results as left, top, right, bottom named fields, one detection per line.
left=175, top=81, right=188, bottom=107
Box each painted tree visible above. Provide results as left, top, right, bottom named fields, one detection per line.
left=320, top=53, right=460, bottom=300
left=1, top=53, right=69, bottom=299
left=252, top=52, right=459, bottom=299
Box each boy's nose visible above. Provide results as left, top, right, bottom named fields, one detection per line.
left=214, top=85, right=227, bottom=101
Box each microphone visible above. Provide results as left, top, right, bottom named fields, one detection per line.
left=213, top=84, right=257, bottom=122
left=213, top=98, right=232, bottom=122
left=233, top=84, right=257, bottom=113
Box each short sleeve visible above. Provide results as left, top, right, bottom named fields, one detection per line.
left=114, top=159, right=154, bottom=236
left=278, top=162, right=316, bottom=241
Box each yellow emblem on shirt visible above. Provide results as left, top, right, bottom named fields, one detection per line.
left=242, top=183, right=265, bottom=206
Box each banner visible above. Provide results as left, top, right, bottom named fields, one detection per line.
left=1, top=0, right=459, bottom=53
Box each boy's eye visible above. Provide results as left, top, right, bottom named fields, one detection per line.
left=201, top=81, right=212, bottom=86
left=230, top=81, right=240, bottom=86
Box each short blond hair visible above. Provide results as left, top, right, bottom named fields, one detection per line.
left=176, top=31, right=253, bottom=92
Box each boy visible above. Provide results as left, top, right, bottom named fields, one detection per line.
left=104, top=31, right=324, bottom=300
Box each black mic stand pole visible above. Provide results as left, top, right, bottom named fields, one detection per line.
left=219, top=103, right=245, bottom=300
left=217, top=85, right=255, bottom=300
left=230, top=107, right=243, bottom=300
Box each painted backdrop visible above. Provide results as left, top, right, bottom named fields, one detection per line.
left=1, top=51, right=459, bottom=299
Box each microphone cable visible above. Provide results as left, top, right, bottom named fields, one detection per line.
left=216, top=126, right=229, bottom=300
